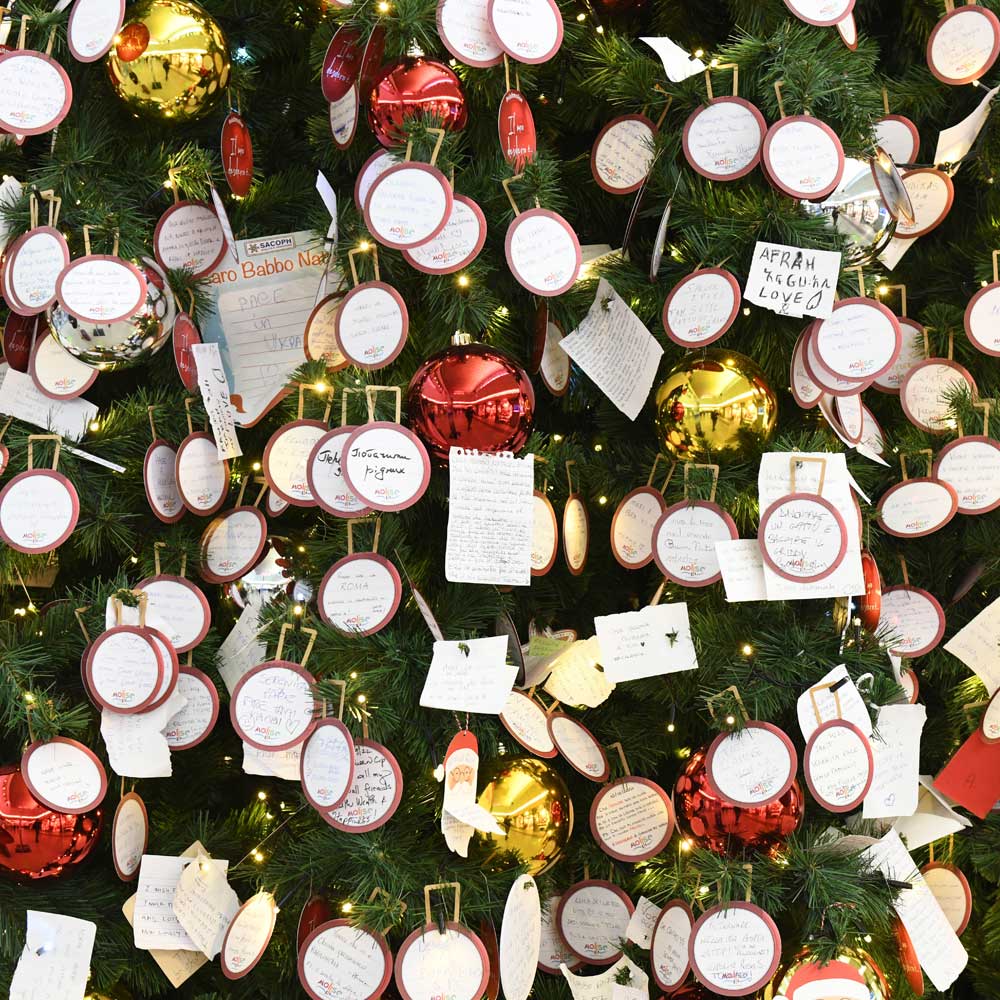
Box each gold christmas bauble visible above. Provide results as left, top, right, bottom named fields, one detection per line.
left=105, top=0, right=230, bottom=121
left=766, top=946, right=890, bottom=1000
left=473, top=756, right=573, bottom=875
left=654, top=348, right=777, bottom=462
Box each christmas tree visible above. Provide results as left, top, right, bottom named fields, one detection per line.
left=0, top=0, right=998, bottom=996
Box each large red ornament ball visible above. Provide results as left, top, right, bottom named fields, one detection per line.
left=674, top=745, right=804, bottom=856
left=0, top=766, right=103, bottom=880
left=368, top=58, right=468, bottom=147
left=407, top=340, right=535, bottom=463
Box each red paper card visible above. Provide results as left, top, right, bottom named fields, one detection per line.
left=933, top=731, right=1000, bottom=819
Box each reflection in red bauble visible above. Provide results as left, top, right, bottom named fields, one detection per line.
left=0, top=766, right=103, bottom=880
left=859, top=550, right=882, bottom=631
left=368, top=58, right=468, bottom=147
left=674, top=746, right=804, bottom=856
left=407, top=338, right=535, bottom=463
left=115, top=22, right=150, bottom=62
left=297, top=894, right=333, bottom=951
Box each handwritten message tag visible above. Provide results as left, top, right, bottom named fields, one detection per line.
left=446, top=448, right=533, bottom=585
left=934, top=436, right=1000, bottom=514
left=0, top=366, right=96, bottom=440
left=876, top=114, right=920, bottom=164
left=864, top=703, right=926, bottom=818
left=299, top=919, right=392, bottom=1000
left=318, top=553, right=401, bottom=636
left=927, top=5, right=1000, bottom=85
left=590, top=777, right=674, bottom=862
left=650, top=901, right=692, bottom=992
left=662, top=268, right=741, bottom=347
left=143, top=441, right=183, bottom=523
left=198, top=507, right=266, bottom=584
left=705, top=722, right=797, bottom=807
left=395, top=924, right=490, bottom=1000
left=653, top=500, right=737, bottom=586
left=540, top=317, right=570, bottom=395
left=530, top=490, right=559, bottom=575
left=689, top=902, right=781, bottom=995
left=488, top=0, right=562, bottom=63
left=436, top=0, right=503, bottom=66
left=548, top=712, right=609, bottom=781
left=136, top=575, right=210, bottom=653
left=921, top=864, right=972, bottom=937
left=543, top=637, right=614, bottom=708
left=403, top=194, right=487, bottom=274
left=175, top=432, right=229, bottom=516
left=877, top=478, right=958, bottom=537
left=893, top=775, right=973, bottom=849
left=172, top=853, right=239, bottom=959
left=714, top=538, right=767, bottom=602
left=591, top=115, right=656, bottom=194
left=420, top=635, right=517, bottom=714
left=29, top=333, right=97, bottom=400
left=10, top=910, right=96, bottom=1000
left=505, top=208, right=581, bottom=296
left=56, top=256, right=146, bottom=323
left=743, top=241, right=840, bottom=319
left=165, top=667, right=219, bottom=750
left=560, top=278, right=663, bottom=420
left=594, top=603, right=697, bottom=682
left=5, top=228, right=69, bottom=314
left=21, top=737, right=106, bottom=814
left=862, top=831, right=967, bottom=991
left=682, top=97, right=766, bottom=181
left=67, top=0, right=125, bottom=61
left=813, top=298, right=902, bottom=379
left=561, top=956, right=647, bottom=1000
left=341, top=423, right=431, bottom=512
left=500, top=690, right=557, bottom=756
left=84, top=626, right=164, bottom=713
left=539, top=895, right=580, bottom=974
left=154, top=202, right=227, bottom=278
left=307, top=426, right=370, bottom=517
left=945, top=594, right=1000, bottom=692
left=300, top=718, right=355, bottom=812
left=0, top=469, right=79, bottom=554
left=610, top=487, right=664, bottom=569
left=112, top=792, right=148, bottom=881
left=759, top=494, right=848, bottom=583
left=625, top=895, right=661, bottom=949
left=499, top=875, right=541, bottom=1000
left=901, top=359, right=977, bottom=433
left=230, top=661, right=318, bottom=751
left=0, top=51, right=72, bottom=135
left=100, top=690, right=182, bottom=779
left=796, top=663, right=872, bottom=740
left=879, top=586, right=946, bottom=658
left=221, top=892, right=277, bottom=979
left=364, top=162, right=452, bottom=250
left=763, top=115, right=844, bottom=199
left=896, top=168, right=954, bottom=238
left=803, top=720, right=873, bottom=812
left=557, top=881, right=634, bottom=966
left=326, top=739, right=402, bottom=831
left=192, top=342, right=242, bottom=461
left=335, top=282, right=409, bottom=369
left=263, top=419, right=327, bottom=505
left=783, top=0, right=854, bottom=26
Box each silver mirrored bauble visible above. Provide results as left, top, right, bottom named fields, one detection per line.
left=799, top=155, right=900, bottom=265
left=47, top=257, right=176, bottom=370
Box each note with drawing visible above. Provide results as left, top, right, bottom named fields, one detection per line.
left=200, top=231, right=335, bottom=427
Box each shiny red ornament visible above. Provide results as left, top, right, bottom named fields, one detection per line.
left=674, top=745, right=804, bottom=856
left=0, top=766, right=103, bottom=881
left=859, top=549, right=882, bottom=631
left=221, top=112, right=254, bottom=198
left=406, top=337, right=535, bottom=463
left=368, top=57, right=467, bottom=148
left=297, top=894, right=332, bottom=951
left=115, top=22, right=150, bottom=62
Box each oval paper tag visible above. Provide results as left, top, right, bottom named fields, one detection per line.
left=222, top=892, right=278, bottom=980
left=813, top=297, right=901, bottom=380
left=689, top=902, right=781, bottom=997
left=354, top=150, right=400, bottom=212
left=877, top=477, right=958, bottom=537
left=175, top=432, right=229, bottom=516
left=920, top=864, right=972, bottom=936
left=0, top=470, right=80, bottom=554
left=299, top=919, right=393, bottom=1000
left=173, top=312, right=202, bottom=392
left=143, top=440, right=184, bottom=524
left=112, top=791, right=148, bottom=881
left=662, top=268, right=741, bottom=348
left=556, top=881, right=634, bottom=966
left=705, top=722, right=797, bottom=807
left=965, top=280, right=1000, bottom=356
left=895, top=169, right=954, bottom=238
left=402, top=195, right=487, bottom=275
left=437, top=0, right=503, bottom=67
left=55, top=255, right=147, bottom=323
left=803, top=720, right=873, bottom=813
left=318, top=553, right=402, bottom=636
left=335, top=281, right=409, bottom=369
left=791, top=327, right=822, bottom=408
left=500, top=876, right=541, bottom=1000
left=682, top=97, right=766, bottom=182
left=301, top=718, right=356, bottom=812
left=505, top=208, right=581, bottom=296
left=651, top=900, right=693, bottom=993
left=321, top=24, right=362, bottom=103
left=341, top=423, right=431, bottom=512
left=927, top=5, right=1000, bottom=85
left=263, top=419, right=328, bottom=506
left=804, top=323, right=869, bottom=396
left=4, top=227, right=69, bottom=314
left=164, top=666, right=219, bottom=750
left=499, top=690, right=557, bottom=757
left=364, top=162, right=453, bottom=250
left=653, top=500, right=737, bottom=587
left=153, top=201, right=227, bottom=278
left=758, top=494, right=848, bottom=583
left=396, top=923, right=490, bottom=1000
left=531, top=490, right=558, bottom=576
left=900, top=359, right=976, bottom=432
left=21, top=737, right=107, bottom=814
left=538, top=895, right=581, bottom=974
left=325, top=738, right=403, bottom=832
left=547, top=712, right=609, bottom=782
left=198, top=506, right=268, bottom=583
left=329, top=84, right=359, bottom=149
left=307, top=426, right=372, bottom=518
left=135, top=574, right=211, bottom=653
left=221, top=111, right=254, bottom=198
left=84, top=625, right=164, bottom=713
left=591, top=115, right=656, bottom=195
left=488, top=0, right=563, bottom=64
left=589, top=776, right=674, bottom=863
left=303, top=293, right=348, bottom=369
left=0, top=50, right=72, bottom=136
left=783, top=0, right=854, bottom=25
left=498, top=89, right=537, bottom=171
left=934, top=436, right=1000, bottom=514
left=563, top=495, right=589, bottom=575
left=879, top=585, right=946, bottom=658
left=763, top=115, right=845, bottom=199
left=29, top=333, right=98, bottom=400
left=875, top=114, right=920, bottom=165
left=230, top=660, right=318, bottom=751
left=68, top=0, right=125, bottom=62
left=540, top=317, right=569, bottom=395
left=611, top=486, right=666, bottom=569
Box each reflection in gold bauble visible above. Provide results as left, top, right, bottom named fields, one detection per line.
left=105, top=0, right=230, bottom=121
left=473, top=756, right=572, bottom=875
left=766, top=946, right=889, bottom=1000
left=654, top=348, right=777, bottom=462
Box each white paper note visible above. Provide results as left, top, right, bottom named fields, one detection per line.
left=861, top=830, right=967, bottom=991
left=543, top=636, right=615, bottom=707
left=626, top=896, right=661, bottom=949
left=944, top=594, right=1000, bottom=694
left=864, top=703, right=927, bottom=819
left=0, top=366, right=97, bottom=440
left=192, top=342, right=242, bottom=460
left=639, top=36, right=705, bottom=82
left=561, top=956, right=648, bottom=1000
left=559, top=278, right=664, bottom=421
left=797, top=664, right=873, bottom=740
left=419, top=636, right=518, bottom=714
left=10, top=911, right=96, bottom=1000
left=743, top=241, right=840, bottom=319
left=594, top=604, right=697, bottom=683
left=101, top=690, right=187, bottom=778
left=172, top=854, right=240, bottom=959
left=123, top=895, right=207, bottom=987
left=714, top=539, right=767, bottom=602
left=892, top=776, right=973, bottom=850
left=446, top=449, right=533, bottom=586
left=935, top=83, right=1000, bottom=166
left=878, top=235, right=917, bottom=271
left=217, top=596, right=269, bottom=695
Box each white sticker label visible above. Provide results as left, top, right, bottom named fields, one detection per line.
left=154, top=202, right=226, bottom=277
left=708, top=726, right=795, bottom=805
left=690, top=905, right=779, bottom=994
left=488, top=0, right=562, bottom=63
left=0, top=52, right=69, bottom=134
left=437, top=0, right=503, bottom=66
left=592, top=117, right=655, bottom=193
left=506, top=210, right=581, bottom=296
left=299, top=922, right=390, bottom=1000
left=231, top=663, right=316, bottom=750
left=335, top=283, right=408, bottom=368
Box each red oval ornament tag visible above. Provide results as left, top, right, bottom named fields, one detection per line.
left=498, top=90, right=536, bottom=172
left=221, top=112, right=254, bottom=198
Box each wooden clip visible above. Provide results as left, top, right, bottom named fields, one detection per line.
left=28, top=191, right=37, bottom=230
left=882, top=87, right=890, bottom=116
left=743, top=863, right=753, bottom=902
left=975, top=399, right=991, bottom=436
left=502, top=174, right=524, bottom=216
left=992, top=250, right=1000, bottom=285
left=773, top=80, right=786, bottom=119
left=899, top=449, right=932, bottom=481
left=252, top=476, right=268, bottom=508
left=424, top=882, right=461, bottom=927
left=75, top=606, right=91, bottom=645
left=16, top=12, right=27, bottom=49
left=184, top=397, right=196, bottom=436
left=704, top=62, right=738, bottom=102
left=426, top=127, right=446, bottom=167
left=348, top=243, right=380, bottom=286
left=683, top=462, right=720, bottom=502
left=789, top=455, right=827, bottom=495
left=365, top=385, right=401, bottom=424
left=607, top=741, right=630, bottom=775
left=0, top=416, right=13, bottom=445
left=652, top=86, right=672, bottom=128
left=27, top=434, right=61, bottom=472
left=147, top=406, right=159, bottom=442
left=706, top=685, right=749, bottom=723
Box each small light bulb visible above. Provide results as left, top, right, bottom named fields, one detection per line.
left=130, top=555, right=139, bottom=564
left=314, top=381, right=328, bottom=393
left=257, top=790, right=267, bottom=801
left=350, top=671, right=358, bottom=679
left=357, top=694, right=367, bottom=704
left=741, top=643, right=753, bottom=655
left=725, top=714, right=736, bottom=725
left=552, top=433, right=563, bottom=442
left=598, top=496, right=607, bottom=505
left=982, top=279, right=989, bottom=287
left=341, top=902, right=353, bottom=913
left=293, top=604, right=304, bottom=616
left=710, top=57, right=719, bottom=67
left=163, top=178, right=173, bottom=189
left=594, top=443, right=603, bottom=452
left=742, top=307, right=751, bottom=316
left=864, top=934, right=872, bottom=943
left=24, top=692, right=34, bottom=704
left=297, top=545, right=306, bottom=553
left=457, top=274, right=470, bottom=288
left=252, top=460, right=261, bottom=471
left=253, top=850, right=264, bottom=863
left=266, top=812, right=274, bottom=820
left=680, top=838, right=692, bottom=851
left=595, top=24, right=604, bottom=33
left=576, top=11, right=586, bottom=19
left=89, top=420, right=100, bottom=432
left=694, top=48, right=705, bottom=58
left=359, top=240, right=371, bottom=252
left=377, top=0, right=390, bottom=10
left=667, top=722, right=675, bottom=733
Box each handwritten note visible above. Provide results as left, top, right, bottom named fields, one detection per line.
left=592, top=780, right=672, bottom=860
left=327, top=741, right=401, bottom=830
left=217, top=595, right=269, bottom=694
left=684, top=102, right=763, bottom=180
left=936, top=84, right=999, bottom=165
left=864, top=703, right=926, bottom=819
left=743, top=241, right=840, bottom=319
left=540, top=895, right=577, bottom=972
left=10, top=911, right=96, bottom=1000
left=243, top=742, right=301, bottom=780
left=420, top=636, right=517, bottom=714
left=101, top=690, right=187, bottom=778
left=861, top=830, right=967, bottom=992
left=689, top=905, right=777, bottom=993
left=543, top=637, right=615, bottom=708
left=625, top=896, right=661, bottom=949
left=594, top=604, right=697, bottom=682
left=0, top=365, right=97, bottom=440
left=558, top=884, right=633, bottom=965
left=562, top=956, right=648, bottom=1000
left=200, top=231, right=331, bottom=426
left=500, top=875, right=541, bottom=1000
left=172, top=853, right=239, bottom=959
left=892, top=776, right=972, bottom=850
left=192, top=342, right=242, bottom=460
left=944, top=594, right=1000, bottom=693
left=134, top=854, right=229, bottom=951
left=231, top=662, right=316, bottom=749
left=299, top=922, right=390, bottom=999
left=445, top=448, right=533, bottom=586
left=796, top=663, right=872, bottom=740
left=593, top=118, right=655, bottom=191
left=560, top=278, right=664, bottom=420
left=714, top=539, right=766, bottom=602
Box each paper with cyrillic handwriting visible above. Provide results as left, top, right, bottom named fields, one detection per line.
left=544, top=636, right=615, bottom=707
left=714, top=538, right=767, bottom=602
left=446, top=448, right=533, bottom=586
left=560, top=278, right=664, bottom=421
left=944, top=594, right=1000, bottom=694
left=863, top=703, right=926, bottom=819
left=743, top=241, right=840, bottom=319
left=861, top=830, right=967, bottom=992
left=133, top=853, right=229, bottom=951
left=0, top=365, right=97, bottom=440
left=9, top=910, right=96, bottom=1000
left=192, top=341, right=242, bottom=460
left=420, top=636, right=517, bottom=713
left=172, top=853, right=239, bottom=959
left=797, top=663, right=872, bottom=740
left=594, top=604, right=697, bottom=682
left=200, top=231, right=333, bottom=426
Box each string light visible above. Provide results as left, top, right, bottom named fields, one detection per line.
left=595, top=24, right=604, bottom=33
left=667, top=722, right=676, bottom=733
left=725, top=714, right=736, bottom=725
left=293, top=604, right=304, bottom=616
left=576, top=11, right=586, bottom=20
left=598, top=496, right=607, bottom=505
left=552, top=433, right=563, bottom=442
left=252, top=850, right=265, bottom=863
left=130, top=555, right=139, bottom=564
left=377, top=0, right=390, bottom=10
left=357, top=694, right=367, bottom=704
left=257, top=790, right=267, bottom=801
left=313, top=381, right=328, bottom=393
left=742, top=307, right=751, bottom=316
left=297, top=545, right=306, bottom=553
left=24, top=692, right=34, bottom=704
left=350, top=671, right=358, bottom=679
left=341, top=902, right=353, bottom=913
left=741, top=643, right=753, bottom=655
left=251, top=460, right=261, bottom=471
left=456, top=274, right=470, bottom=288
left=358, top=240, right=371, bottom=252
left=694, top=48, right=705, bottom=58
left=89, top=420, right=100, bottom=432
left=680, top=838, right=692, bottom=852
left=594, top=443, right=603, bottom=452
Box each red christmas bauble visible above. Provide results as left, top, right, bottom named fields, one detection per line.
left=859, top=549, right=882, bottom=631
left=297, top=894, right=332, bottom=951
left=674, top=745, right=804, bottom=856
left=407, top=339, right=535, bottom=463
left=0, top=766, right=103, bottom=881
left=368, top=58, right=467, bottom=147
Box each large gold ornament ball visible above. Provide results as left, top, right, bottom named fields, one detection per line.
left=654, top=348, right=777, bottom=462
left=766, top=946, right=890, bottom=1000
left=105, top=0, right=230, bottom=121
left=473, top=756, right=573, bottom=875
